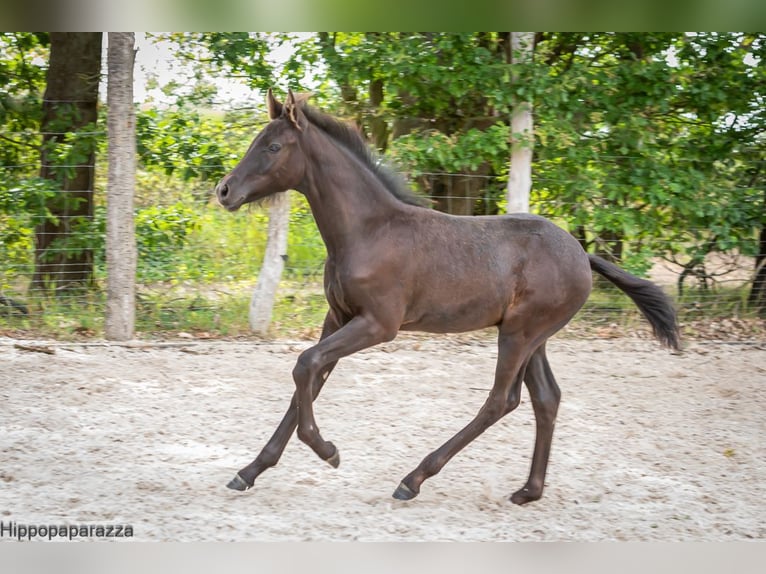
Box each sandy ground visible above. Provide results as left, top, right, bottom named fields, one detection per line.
left=0, top=334, right=764, bottom=541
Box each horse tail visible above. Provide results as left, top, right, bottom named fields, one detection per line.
left=588, top=254, right=680, bottom=350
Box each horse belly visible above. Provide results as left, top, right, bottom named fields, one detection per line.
left=400, top=312, right=500, bottom=334
left=400, top=273, right=510, bottom=334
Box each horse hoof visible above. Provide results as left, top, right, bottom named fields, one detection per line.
left=392, top=482, right=418, bottom=501
left=226, top=473, right=251, bottom=491
left=325, top=447, right=340, bottom=468
left=510, top=486, right=541, bottom=505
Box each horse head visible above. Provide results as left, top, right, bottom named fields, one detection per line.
left=215, top=89, right=311, bottom=211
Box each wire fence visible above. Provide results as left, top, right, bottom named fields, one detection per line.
left=1, top=141, right=763, bottom=339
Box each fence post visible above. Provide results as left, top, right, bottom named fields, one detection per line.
left=105, top=32, right=137, bottom=341
left=507, top=32, right=535, bottom=214
left=249, top=191, right=291, bottom=335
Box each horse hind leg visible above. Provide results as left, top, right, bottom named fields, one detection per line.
left=510, top=343, right=561, bottom=505
left=393, top=330, right=532, bottom=500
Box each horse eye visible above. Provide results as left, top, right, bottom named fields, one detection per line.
left=267, top=143, right=282, bottom=153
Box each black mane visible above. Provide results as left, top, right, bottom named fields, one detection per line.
left=302, top=105, right=429, bottom=208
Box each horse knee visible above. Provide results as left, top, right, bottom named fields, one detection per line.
left=293, top=350, right=322, bottom=384
left=365, top=319, right=397, bottom=343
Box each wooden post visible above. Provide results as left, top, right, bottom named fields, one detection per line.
left=249, top=191, right=291, bottom=335
left=507, top=32, right=535, bottom=214
left=105, top=32, right=137, bottom=341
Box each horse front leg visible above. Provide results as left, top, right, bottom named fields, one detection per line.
left=227, top=311, right=343, bottom=491
left=291, top=313, right=397, bottom=465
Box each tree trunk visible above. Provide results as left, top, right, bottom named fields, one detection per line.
left=747, top=225, right=766, bottom=316
left=572, top=224, right=589, bottom=252
left=368, top=78, right=388, bottom=153
left=32, top=32, right=102, bottom=293
left=506, top=32, right=535, bottom=214
left=422, top=169, right=490, bottom=216
left=595, top=228, right=624, bottom=263
left=105, top=33, right=137, bottom=341
left=249, top=191, right=290, bottom=335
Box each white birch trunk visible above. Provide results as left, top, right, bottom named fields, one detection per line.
left=507, top=32, right=535, bottom=214
left=249, top=191, right=290, bottom=335
left=105, top=32, right=137, bottom=341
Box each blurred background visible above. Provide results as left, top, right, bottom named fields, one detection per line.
left=0, top=32, right=763, bottom=341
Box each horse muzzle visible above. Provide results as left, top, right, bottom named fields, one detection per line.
left=215, top=179, right=242, bottom=211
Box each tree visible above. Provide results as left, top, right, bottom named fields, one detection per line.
left=105, top=32, right=137, bottom=341
left=249, top=191, right=290, bottom=334
left=0, top=33, right=49, bottom=302
left=187, top=32, right=763, bottom=297
left=749, top=226, right=766, bottom=315
left=157, top=33, right=293, bottom=334
left=507, top=32, right=535, bottom=214
left=164, top=33, right=515, bottom=217
left=32, top=32, right=102, bottom=293
left=307, top=33, right=512, bottom=215
left=531, top=33, right=764, bottom=284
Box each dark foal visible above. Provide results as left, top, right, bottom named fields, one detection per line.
left=215, top=89, right=680, bottom=504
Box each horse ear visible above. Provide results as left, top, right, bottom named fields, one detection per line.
left=292, top=91, right=313, bottom=106
left=284, top=88, right=309, bottom=131
left=266, top=88, right=282, bottom=120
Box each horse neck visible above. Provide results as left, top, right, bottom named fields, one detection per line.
left=297, top=129, right=407, bottom=254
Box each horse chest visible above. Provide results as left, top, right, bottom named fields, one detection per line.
left=324, top=278, right=353, bottom=318
left=323, top=259, right=374, bottom=317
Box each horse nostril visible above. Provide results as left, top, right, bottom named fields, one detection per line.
left=217, top=182, right=229, bottom=200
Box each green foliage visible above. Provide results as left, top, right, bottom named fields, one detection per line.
left=38, top=110, right=102, bottom=184
left=134, top=203, right=201, bottom=281
left=2, top=31, right=765, bottom=337
left=390, top=123, right=509, bottom=175
left=0, top=33, right=47, bottom=138
left=0, top=177, right=58, bottom=289
left=286, top=194, right=327, bottom=277
left=0, top=176, right=57, bottom=215
left=530, top=32, right=764, bottom=275
left=177, top=207, right=268, bottom=283
left=301, top=33, right=513, bottom=177
left=136, top=106, right=252, bottom=187
left=155, top=33, right=285, bottom=97
left=307, top=33, right=509, bottom=119
left=0, top=33, right=50, bottom=250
